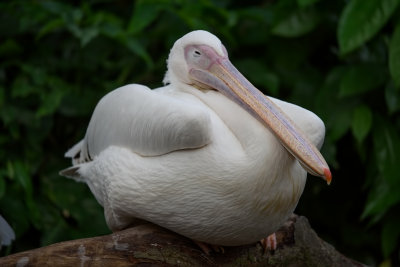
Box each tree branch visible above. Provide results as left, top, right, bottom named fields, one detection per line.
left=0, top=215, right=366, bottom=266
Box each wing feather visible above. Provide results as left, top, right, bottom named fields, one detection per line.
left=67, top=84, right=212, bottom=164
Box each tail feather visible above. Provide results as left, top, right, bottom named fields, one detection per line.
left=65, top=140, right=84, bottom=158
left=59, top=166, right=83, bottom=181
left=64, top=139, right=92, bottom=165
left=61, top=140, right=86, bottom=180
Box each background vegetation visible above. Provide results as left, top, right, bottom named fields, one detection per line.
left=1, top=0, right=399, bottom=265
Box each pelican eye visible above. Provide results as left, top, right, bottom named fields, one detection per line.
left=194, top=50, right=201, bottom=57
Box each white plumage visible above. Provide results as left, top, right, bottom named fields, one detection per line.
left=61, top=30, right=329, bottom=246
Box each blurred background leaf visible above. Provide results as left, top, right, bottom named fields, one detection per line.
left=389, top=22, right=400, bottom=88
left=0, top=0, right=399, bottom=265
left=352, top=105, right=372, bottom=144
left=271, top=7, right=320, bottom=38
left=338, top=0, right=399, bottom=54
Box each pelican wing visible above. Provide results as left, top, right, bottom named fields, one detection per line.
left=65, top=84, right=212, bottom=165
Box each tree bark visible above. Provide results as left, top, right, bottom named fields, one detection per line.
left=0, top=215, right=366, bottom=266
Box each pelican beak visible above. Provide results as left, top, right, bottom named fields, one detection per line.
left=189, top=46, right=332, bottom=184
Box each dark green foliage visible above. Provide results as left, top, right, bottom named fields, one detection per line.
left=0, top=0, right=399, bottom=265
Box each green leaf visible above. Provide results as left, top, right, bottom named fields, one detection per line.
left=36, top=18, right=65, bottom=40
left=382, top=218, right=400, bottom=258
left=271, top=7, right=320, bottom=38
left=11, top=76, right=35, bottom=98
left=315, top=67, right=345, bottom=115
left=13, top=161, right=33, bottom=197
left=363, top=118, right=400, bottom=223
left=37, top=90, right=65, bottom=117
left=329, top=106, right=353, bottom=142
left=36, top=77, right=67, bottom=117
left=20, top=64, right=47, bottom=86
left=339, top=64, right=386, bottom=97
left=80, top=27, right=99, bottom=47
left=40, top=1, right=70, bottom=15
left=352, top=105, right=372, bottom=143
left=385, top=81, right=400, bottom=114
left=0, top=174, right=5, bottom=199
left=362, top=181, right=400, bottom=220
left=373, top=118, right=400, bottom=185
left=0, top=86, right=4, bottom=109
left=389, top=23, right=400, bottom=88
left=315, top=67, right=355, bottom=142
left=26, top=195, right=42, bottom=229
left=0, top=39, right=23, bottom=57
left=338, top=0, right=400, bottom=54
left=123, top=37, right=153, bottom=68
left=127, top=1, right=165, bottom=34
left=6, top=161, right=14, bottom=179
left=297, top=0, right=320, bottom=7
left=99, top=14, right=124, bottom=39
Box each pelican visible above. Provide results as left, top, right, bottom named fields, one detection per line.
left=61, top=30, right=331, bottom=249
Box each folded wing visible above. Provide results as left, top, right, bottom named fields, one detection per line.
left=63, top=84, right=212, bottom=166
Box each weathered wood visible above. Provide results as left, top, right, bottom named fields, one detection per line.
left=0, top=215, right=365, bottom=266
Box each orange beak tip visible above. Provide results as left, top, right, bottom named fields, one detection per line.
left=324, top=168, right=332, bottom=185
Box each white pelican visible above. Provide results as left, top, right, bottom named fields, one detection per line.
left=61, top=30, right=331, bottom=249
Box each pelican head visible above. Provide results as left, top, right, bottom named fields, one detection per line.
left=164, top=30, right=331, bottom=183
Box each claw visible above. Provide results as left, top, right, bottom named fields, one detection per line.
left=193, top=240, right=225, bottom=255
left=260, top=233, right=277, bottom=254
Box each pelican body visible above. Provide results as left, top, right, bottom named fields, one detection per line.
left=61, top=31, right=330, bottom=246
